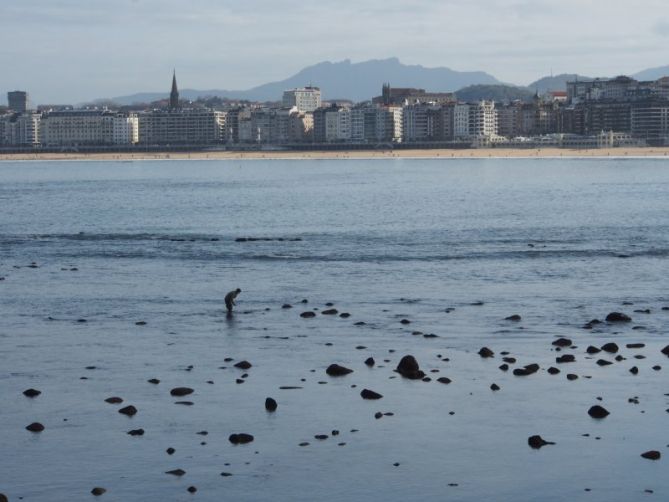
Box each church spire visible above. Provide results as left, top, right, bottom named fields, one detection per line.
left=169, top=70, right=179, bottom=110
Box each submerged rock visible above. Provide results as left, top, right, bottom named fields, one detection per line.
left=528, top=435, right=555, bottom=449
left=556, top=355, right=576, bottom=363
left=505, top=315, right=522, bottom=321
left=360, top=389, right=383, bottom=400
left=118, top=405, right=137, bottom=417
left=641, top=450, right=661, bottom=460
left=105, top=397, right=123, bottom=404
left=322, top=309, right=338, bottom=315
left=478, top=347, right=494, bottom=358
left=300, top=311, right=316, bottom=318
left=91, top=487, right=106, bottom=496
left=513, top=363, right=539, bottom=376
left=364, top=357, right=375, bottom=367
left=588, top=405, right=610, bottom=419
left=23, top=388, right=41, bottom=398
left=170, top=387, right=194, bottom=397
left=127, top=429, right=144, bottom=436
left=26, top=422, right=45, bottom=433
left=586, top=346, right=602, bottom=354
left=165, top=469, right=186, bottom=476
left=552, top=338, right=572, bottom=347
left=437, top=377, right=452, bottom=384
left=606, top=312, right=631, bottom=323
left=229, top=433, right=254, bottom=444
left=662, top=345, right=669, bottom=357
left=396, top=355, right=425, bottom=379
left=234, top=360, right=252, bottom=370
left=326, top=364, right=354, bottom=376
left=265, top=397, right=278, bottom=412
left=601, top=342, right=619, bottom=353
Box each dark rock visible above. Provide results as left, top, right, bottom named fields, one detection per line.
left=105, top=397, right=123, bottom=404
left=187, top=486, right=197, bottom=494
left=322, top=309, right=338, bottom=315
left=229, top=433, right=254, bottom=444
left=478, top=347, right=494, bottom=358
left=175, top=401, right=194, bottom=405
left=437, top=377, right=452, bottom=384
left=615, top=355, right=625, bottom=362
left=652, top=365, right=661, bottom=371
left=165, top=469, right=186, bottom=476
left=586, top=346, right=601, bottom=354
left=23, top=388, right=41, bottom=398
left=566, top=374, right=578, bottom=380
left=354, top=321, right=366, bottom=326
left=340, top=312, right=351, bottom=318
left=498, top=364, right=509, bottom=371
left=513, top=363, right=539, bottom=376
left=490, top=383, right=500, bottom=391
left=364, top=357, right=375, bottom=367
left=606, top=312, right=631, bottom=323
left=326, top=364, right=354, bottom=376
left=629, top=366, right=639, bottom=375
left=400, top=319, right=411, bottom=325
left=91, top=487, right=106, bottom=496
left=588, top=405, right=610, bottom=419
left=118, top=405, right=137, bottom=417
left=234, top=360, right=252, bottom=370
left=552, top=338, right=572, bottom=347
left=301, top=299, right=308, bottom=303
left=315, top=434, right=328, bottom=440
left=220, top=472, right=233, bottom=476
left=596, top=359, right=613, bottom=366
left=26, top=422, right=45, bottom=432
left=626, top=343, right=645, bottom=349
left=166, top=447, right=175, bottom=455
left=528, top=435, right=555, bottom=449
left=662, top=345, right=669, bottom=357
left=147, top=378, right=160, bottom=384
left=547, top=367, right=560, bottom=375
left=601, top=342, right=619, bottom=353
left=360, top=389, right=383, bottom=400
left=505, top=315, right=522, bottom=321
left=502, top=357, right=516, bottom=363
left=556, top=354, right=576, bottom=363
left=127, top=429, right=144, bottom=436
left=135, top=321, right=147, bottom=326
left=634, top=309, right=651, bottom=314
left=396, top=355, right=425, bottom=379
left=170, top=387, right=194, bottom=397
left=282, top=304, right=292, bottom=309
left=265, top=397, right=277, bottom=411
left=300, top=311, right=316, bottom=318
left=641, top=450, right=661, bottom=460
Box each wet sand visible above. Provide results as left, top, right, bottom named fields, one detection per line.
left=1, top=146, right=669, bottom=162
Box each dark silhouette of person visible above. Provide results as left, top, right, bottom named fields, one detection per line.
left=225, top=288, right=241, bottom=314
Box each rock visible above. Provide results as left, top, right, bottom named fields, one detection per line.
left=499, top=364, right=509, bottom=371
left=364, top=357, right=375, bottom=367
left=220, top=472, right=233, bottom=476
left=23, top=388, right=41, bottom=398
left=26, top=422, right=45, bottom=432
left=187, top=486, right=197, bottom=493
left=505, top=315, right=522, bottom=321
left=175, top=401, right=194, bottom=405
left=586, top=346, right=601, bottom=354
left=528, top=435, right=555, bottom=449
left=502, top=357, right=516, bottom=363
left=135, top=321, right=147, bottom=326
left=322, top=309, right=338, bottom=315
left=105, top=397, right=123, bottom=404
left=300, top=311, right=316, bottom=318
left=360, top=389, right=383, bottom=400
left=606, top=312, right=631, bottom=323
left=513, top=363, right=540, bottom=376
left=490, top=383, right=500, bottom=391
left=556, top=354, right=576, bottom=363
left=478, top=347, right=494, bottom=358
left=118, top=405, right=138, bottom=417
left=165, top=469, right=186, bottom=476
left=229, top=433, right=254, bottom=444
left=127, top=429, right=144, bottom=436
left=596, top=359, right=613, bottom=366
left=552, top=338, right=572, bottom=347
left=626, top=343, right=645, bottom=349
left=234, top=360, right=252, bottom=370
left=170, top=387, right=194, bottom=397
left=396, top=355, right=425, bottom=379
left=662, top=345, right=669, bottom=357
left=400, top=319, right=411, bottom=325
left=147, top=378, right=160, bottom=384
left=437, top=377, right=452, bottom=384
left=354, top=321, right=366, bottom=326
left=265, top=397, right=278, bottom=412
left=634, top=309, right=651, bottom=314
left=601, top=342, right=619, bottom=353
left=315, top=434, right=328, bottom=440
left=91, top=487, right=106, bottom=496
left=566, top=374, right=578, bottom=380
left=326, top=364, right=354, bottom=376
left=629, top=366, right=639, bottom=375
left=282, top=304, right=292, bottom=309
left=547, top=367, right=560, bottom=375
left=340, top=313, right=351, bottom=318
left=588, top=405, right=610, bottom=419
left=641, top=450, right=661, bottom=460
left=166, top=447, right=175, bottom=455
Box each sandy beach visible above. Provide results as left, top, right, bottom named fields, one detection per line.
left=1, top=146, right=669, bottom=162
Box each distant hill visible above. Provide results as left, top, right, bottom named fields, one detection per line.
left=527, top=74, right=594, bottom=94
left=107, top=58, right=502, bottom=105
left=455, top=84, right=535, bottom=103
left=632, top=65, right=669, bottom=81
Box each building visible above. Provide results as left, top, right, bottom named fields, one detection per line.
left=138, top=108, right=226, bottom=145
left=468, top=101, right=498, bottom=138
left=282, top=87, right=321, bottom=113
left=8, top=91, right=30, bottom=113
left=375, top=106, right=402, bottom=143
left=375, top=84, right=454, bottom=106
left=631, top=101, right=669, bottom=145
left=2, top=112, right=41, bottom=146
left=453, top=104, right=470, bottom=138
left=170, top=71, right=180, bottom=110
left=324, top=105, right=352, bottom=142
left=40, top=110, right=138, bottom=146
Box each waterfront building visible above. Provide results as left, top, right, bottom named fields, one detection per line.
left=453, top=104, right=470, bottom=138
left=282, top=87, right=321, bottom=113
left=7, top=91, right=30, bottom=113
left=40, top=110, right=138, bottom=146
left=375, top=84, right=454, bottom=106
left=138, top=108, right=226, bottom=145
left=631, top=101, right=669, bottom=145
left=2, top=111, right=41, bottom=146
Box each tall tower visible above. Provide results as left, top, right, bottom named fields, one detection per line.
left=169, top=71, right=179, bottom=110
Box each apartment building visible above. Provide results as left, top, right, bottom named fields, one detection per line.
left=138, top=109, right=226, bottom=145
left=282, top=87, right=321, bottom=113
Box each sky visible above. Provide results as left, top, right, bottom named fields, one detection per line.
left=1, top=0, right=668, bottom=104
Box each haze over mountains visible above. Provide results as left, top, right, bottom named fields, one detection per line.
left=102, top=58, right=669, bottom=106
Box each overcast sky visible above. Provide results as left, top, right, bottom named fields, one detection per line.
left=1, top=0, right=667, bottom=104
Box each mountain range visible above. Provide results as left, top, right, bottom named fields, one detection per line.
left=103, top=58, right=669, bottom=105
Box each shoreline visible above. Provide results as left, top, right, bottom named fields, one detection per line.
left=1, top=147, right=669, bottom=162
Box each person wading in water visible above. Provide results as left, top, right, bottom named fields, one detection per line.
left=225, top=288, right=242, bottom=315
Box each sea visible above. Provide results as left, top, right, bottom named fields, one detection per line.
left=1, top=158, right=668, bottom=501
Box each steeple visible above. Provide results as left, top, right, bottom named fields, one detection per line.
left=169, top=70, right=179, bottom=110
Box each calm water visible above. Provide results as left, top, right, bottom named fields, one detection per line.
left=1, top=158, right=668, bottom=501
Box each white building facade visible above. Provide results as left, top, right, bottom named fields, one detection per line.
left=282, top=87, right=322, bottom=113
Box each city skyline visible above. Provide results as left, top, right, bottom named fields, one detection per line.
left=1, top=0, right=668, bottom=104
